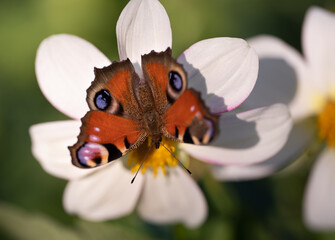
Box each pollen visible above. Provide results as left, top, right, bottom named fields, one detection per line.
left=127, top=137, right=178, bottom=176
left=318, top=101, right=335, bottom=147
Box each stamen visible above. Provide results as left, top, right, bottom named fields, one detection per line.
left=131, top=143, right=154, bottom=184
left=160, top=143, right=191, bottom=175
left=318, top=101, right=335, bottom=147
left=127, top=137, right=179, bottom=176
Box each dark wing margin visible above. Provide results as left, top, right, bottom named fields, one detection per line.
left=162, top=89, right=219, bottom=145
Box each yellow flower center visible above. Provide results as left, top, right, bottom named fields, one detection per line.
left=318, top=101, right=335, bottom=147
left=127, top=137, right=178, bottom=176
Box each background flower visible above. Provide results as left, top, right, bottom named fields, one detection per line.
left=1, top=0, right=335, bottom=239
left=232, top=6, right=335, bottom=232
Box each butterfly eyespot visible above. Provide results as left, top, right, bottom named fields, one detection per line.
left=94, top=89, right=111, bottom=110
left=204, top=118, right=215, bottom=142
left=169, top=71, right=183, bottom=92
left=76, top=142, right=109, bottom=168
left=182, top=117, right=217, bottom=145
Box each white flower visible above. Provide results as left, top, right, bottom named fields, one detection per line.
left=232, top=6, right=335, bottom=231
left=29, top=0, right=292, bottom=228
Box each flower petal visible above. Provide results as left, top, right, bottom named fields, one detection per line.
left=303, top=7, right=335, bottom=95
left=137, top=166, right=207, bottom=228
left=35, top=34, right=111, bottom=119
left=29, top=121, right=96, bottom=180
left=178, top=38, right=258, bottom=113
left=116, top=0, right=172, bottom=73
left=181, top=104, right=292, bottom=165
left=212, top=117, right=316, bottom=181
left=63, top=161, right=144, bottom=221
left=304, top=148, right=335, bottom=231
left=246, top=35, right=315, bottom=120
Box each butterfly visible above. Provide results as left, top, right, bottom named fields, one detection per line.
left=69, top=48, right=219, bottom=169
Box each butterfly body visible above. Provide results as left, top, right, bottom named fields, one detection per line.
left=69, top=48, right=219, bottom=168
left=134, top=79, right=164, bottom=148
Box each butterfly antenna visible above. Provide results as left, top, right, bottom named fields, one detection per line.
left=160, top=143, right=192, bottom=175
left=131, top=143, right=154, bottom=184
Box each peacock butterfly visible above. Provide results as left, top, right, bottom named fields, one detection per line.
left=69, top=48, right=219, bottom=169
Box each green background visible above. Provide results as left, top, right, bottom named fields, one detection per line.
left=0, top=0, right=335, bottom=239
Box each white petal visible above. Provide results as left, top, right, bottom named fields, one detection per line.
left=35, top=34, right=111, bottom=119
left=302, top=7, right=335, bottom=95
left=63, top=161, right=144, bottom=221
left=137, top=167, right=207, bottom=228
left=304, top=148, right=335, bottom=231
left=178, top=38, right=258, bottom=113
left=246, top=35, right=315, bottom=120
left=181, top=104, right=292, bottom=165
left=212, top=117, right=316, bottom=181
left=29, top=121, right=96, bottom=180
left=116, top=0, right=172, bottom=73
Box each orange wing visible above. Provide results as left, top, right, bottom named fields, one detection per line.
left=141, top=48, right=187, bottom=114
left=163, top=89, right=219, bottom=145
left=86, top=59, right=142, bottom=120
left=69, top=111, right=146, bottom=168
left=70, top=60, right=147, bottom=168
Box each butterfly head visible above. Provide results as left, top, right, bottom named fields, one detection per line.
left=152, top=135, right=162, bottom=149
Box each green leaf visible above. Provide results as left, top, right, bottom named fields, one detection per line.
left=202, top=173, right=236, bottom=215
left=0, top=202, right=80, bottom=240
left=0, top=202, right=157, bottom=240
left=76, top=220, right=157, bottom=240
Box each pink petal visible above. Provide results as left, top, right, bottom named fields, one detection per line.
left=181, top=104, right=292, bottom=165
left=63, top=161, right=144, bottom=221
left=137, top=166, right=207, bottom=228
left=35, top=34, right=111, bottom=119
left=247, top=35, right=315, bottom=120
left=302, top=7, right=335, bottom=95
left=29, top=121, right=96, bottom=180
left=178, top=38, right=258, bottom=113
left=116, top=0, right=172, bottom=74
left=212, top=117, right=316, bottom=181
left=304, top=148, right=335, bottom=231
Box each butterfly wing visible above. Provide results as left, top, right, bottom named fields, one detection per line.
left=70, top=59, right=147, bottom=168
left=162, top=89, right=219, bottom=144
left=163, top=89, right=218, bottom=144
left=141, top=48, right=218, bottom=145
left=141, top=48, right=187, bottom=115
left=70, top=111, right=146, bottom=168
left=86, top=59, right=142, bottom=119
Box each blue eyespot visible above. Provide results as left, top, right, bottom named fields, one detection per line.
left=169, top=71, right=183, bottom=92
left=94, top=89, right=111, bottom=110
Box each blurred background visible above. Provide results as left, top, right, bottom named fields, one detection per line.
left=1, top=0, right=335, bottom=239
